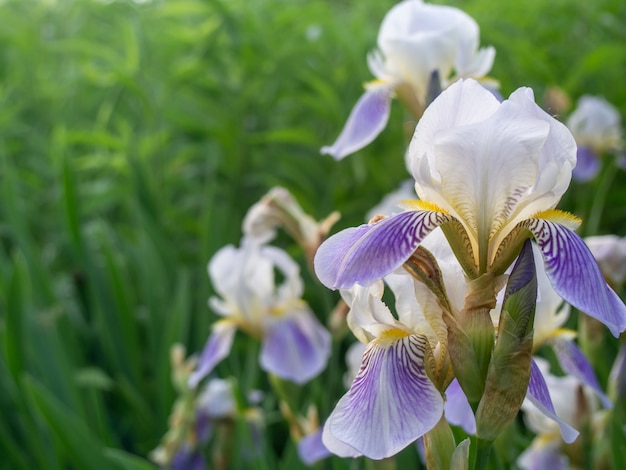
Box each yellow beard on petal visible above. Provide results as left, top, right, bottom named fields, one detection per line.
left=533, top=209, right=582, bottom=231
left=375, top=327, right=412, bottom=347
left=399, top=199, right=450, bottom=214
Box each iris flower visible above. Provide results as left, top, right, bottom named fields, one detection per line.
left=322, top=273, right=445, bottom=459
left=322, top=228, right=464, bottom=459
left=321, top=0, right=495, bottom=160
left=566, top=95, right=624, bottom=181
left=315, top=79, right=626, bottom=337
left=189, top=237, right=331, bottom=387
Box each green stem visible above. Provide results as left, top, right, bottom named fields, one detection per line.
left=471, top=436, right=493, bottom=470
left=585, top=160, right=617, bottom=236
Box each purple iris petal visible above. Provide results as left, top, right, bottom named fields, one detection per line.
left=527, top=218, right=626, bottom=336
left=549, top=337, right=612, bottom=409
left=518, top=440, right=569, bottom=470
left=314, top=210, right=450, bottom=290
left=324, top=335, right=443, bottom=460
left=298, top=429, right=332, bottom=465
left=572, top=146, right=600, bottom=182
left=526, top=358, right=579, bottom=443
left=260, top=309, right=331, bottom=384
left=188, top=321, right=237, bottom=389
left=321, top=86, right=393, bottom=160
left=444, top=379, right=476, bottom=434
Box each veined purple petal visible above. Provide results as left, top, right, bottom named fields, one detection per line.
left=526, top=358, right=579, bottom=443
left=188, top=321, right=237, bottom=389
left=572, top=146, right=600, bottom=182
left=549, top=337, right=612, bottom=409
left=324, top=335, right=443, bottom=460
left=321, top=86, right=393, bottom=160
left=314, top=210, right=451, bottom=290
left=526, top=218, right=626, bottom=336
left=260, top=309, right=331, bottom=384
left=444, top=379, right=476, bottom=435
left=298, top=429, right=332, bottom=465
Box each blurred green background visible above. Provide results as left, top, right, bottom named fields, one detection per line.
left=0, top=0, right=624, bottom=468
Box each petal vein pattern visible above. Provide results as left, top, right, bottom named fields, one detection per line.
left=314, top=210, right=451, bottom=289
left=325, top=334, right=443, bottom=459
left=526, top=217, right=626, bottom=336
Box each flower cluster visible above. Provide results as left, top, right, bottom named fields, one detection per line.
left=315, top=77, right=626, bottom=462
left=155, top=1, right=626, bottom=468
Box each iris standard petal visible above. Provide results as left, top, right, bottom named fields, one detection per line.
left=572, top=146, right=601, bottom=182
left=549, top=337, right=612, bottom=409
left=188, top=321, right=237, bottom=389
left=324, top=334, right=443, bottom=460
left=321, top=86, right=393, bottom=160
left=526, top=217, right=626, bottom=336
left=526, top=358, right=579, bottom=443
left=314, top=210, right=451, bottom=290
left=444, top=379, right=476, bottom=434
left=260, top=309, right=331, bottom=384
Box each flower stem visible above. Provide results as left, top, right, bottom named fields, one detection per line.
left=585, top=160, right=617, bottom=236
left=471, top=436, right=493, bottom=470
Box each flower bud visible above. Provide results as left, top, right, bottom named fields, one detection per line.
left=476, top=240, right=536, bottom=440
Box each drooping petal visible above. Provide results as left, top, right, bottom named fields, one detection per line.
left=188, top=321, right=237, bottom=389
left=324, top=334, right=443, bottom=460
left=444, top=379, right=476, bottom=434
left=260, top=309, right=331, bottom=384
left=321, top=86, right=393, bottom=160
left=314, top=209, right=451, bottom=290
left=526, top=217, right=626, bottom=336
left=298, top=429, right=332, bottom=465
left=549, top=337, right=612, bottom=409
left=526, top=358, right=579, bottom=443
left=572, top=146, right=601, bottom=182
left=321, top=422, right=362, bottom=458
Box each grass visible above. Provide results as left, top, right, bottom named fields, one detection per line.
left=0, top=0, right=624, bottom=468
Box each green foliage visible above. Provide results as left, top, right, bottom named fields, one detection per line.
left=0, top=0, right=624, bottom=468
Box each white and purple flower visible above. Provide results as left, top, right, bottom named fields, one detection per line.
left=566, top=95, right=624, bottom=181
left=322, top=271, right=446, bottom=460
left=189, top=237, right=331, bottom=388
left=321, top=0, right=495, bottom=160
left=315, top=78, right=626, bottom=337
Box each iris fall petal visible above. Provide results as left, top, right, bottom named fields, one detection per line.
left=526, top=359, right=579, bottom=443
left=324, top=334, right=443, bottom=459
left=321, top=86, right=393, bottom=160
left=189, top=321, right=237, bottom=389
left=550, top=337, right=612, bottom=408
left=314, top=209, right=451, bottom=289
left=261, top=309, right=331, bottom=384
left=526, top=217, right=626, bottom=336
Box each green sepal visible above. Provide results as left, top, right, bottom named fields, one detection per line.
left=424, top=414, right=457, bottom=470
left=440, top=219, right=479, bottom=279
left=489, top=224, right=532, bottom=277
